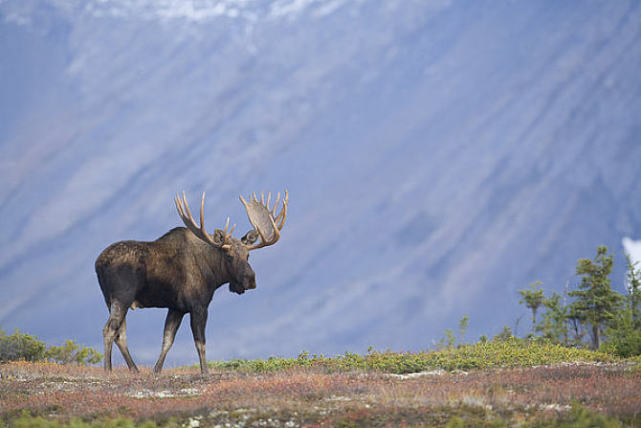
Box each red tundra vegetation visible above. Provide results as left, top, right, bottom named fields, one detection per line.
left=1, top=360, right=640, bottom=426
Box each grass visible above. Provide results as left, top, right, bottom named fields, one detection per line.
left=4, top=414, right=161, bottom=428
left=3, top=404, right=632, bottom=428
left=207, top=339, right=615, bottom=374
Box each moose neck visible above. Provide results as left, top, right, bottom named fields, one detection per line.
left=190, top=237, right=234, bottom=290
left=211, top=247, right=234, bottom=290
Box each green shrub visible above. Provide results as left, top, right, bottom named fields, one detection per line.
left=600, top=307, right=641, bottom=358
left=8, top=412, right=159, bottom=428
left=0, top=328, right=102, bottom=365
left=45, top=340, right=103, bottom=365
left=528, top=404, right=623, bottom=428
left=206, top=339, right=614, bottom=374
left=493, top=326, right=514, bottom=342
left=0, top=329, right=47, bottom=362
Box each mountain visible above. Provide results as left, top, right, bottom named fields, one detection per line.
left=1, top=0, right=640, bottom=365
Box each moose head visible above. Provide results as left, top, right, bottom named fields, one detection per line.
left=174, top=190, right=288, bottom=294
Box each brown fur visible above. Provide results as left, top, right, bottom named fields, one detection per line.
left=95, top=227, right=257, bottom=374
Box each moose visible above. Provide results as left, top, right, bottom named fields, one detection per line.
left=95, top=190, right=288, bottom=374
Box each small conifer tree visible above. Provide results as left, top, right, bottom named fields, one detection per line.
left=624, top=255, right=641, bottom=327
left=518, top=281, right=545, bottom=332
left=568, top=246, right=622, bottom=349
left=535, top=292, right=569, bottom=345
left=602, top=255, right=641, bottom=356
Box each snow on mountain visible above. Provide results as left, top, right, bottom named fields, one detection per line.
left=1, top=0, right=640, bottom=365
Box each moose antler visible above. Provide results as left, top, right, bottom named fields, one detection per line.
left=240, top=190, right=288, bottom=250
left=175, top=192, right=235, bottom=248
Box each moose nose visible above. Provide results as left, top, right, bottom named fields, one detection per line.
left=246, top=272, right=256, bottom=289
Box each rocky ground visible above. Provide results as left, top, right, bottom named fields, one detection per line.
left=1, top=361, right=640, bottom=427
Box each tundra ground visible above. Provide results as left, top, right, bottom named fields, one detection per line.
left=1, top=361, right=640, bottom=427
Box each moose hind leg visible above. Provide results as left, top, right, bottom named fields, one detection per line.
left=190, top=308, right=209, bottom=375
left=153, top=309, right=185, bottom=374
left=103, top=302, right=127, bottom=372
left=115, top=318, right=139, bottom=373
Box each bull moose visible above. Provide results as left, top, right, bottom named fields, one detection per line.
left=95, top=190, right=288, bottom=374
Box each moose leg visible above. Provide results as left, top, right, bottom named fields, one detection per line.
left=189, top=308, right=209, bottom=375
left=103, top=302, right=127, bottom=372
left=153, top=309, right=184, bottom=374
left=115, top=318, right=139, bottom=373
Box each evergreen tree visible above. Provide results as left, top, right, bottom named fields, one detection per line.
left=602, top=255, right=641, bottom=357
left=568, top=246, right=622, bottom=349
left=567, top=302, right=586, bottom=346
left=458, top=315, right=469, bottom=344
left=536, top=292, right=569, bottom=345
left=518, top=281, right=545, bottom=332
left=603, top=303, right=641, bottom=357
left=624, top=255, right=641, bottom=327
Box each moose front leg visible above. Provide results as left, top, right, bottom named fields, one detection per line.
left=153, top=309, right=185, bottom=374
left=190, top=308, right=209, bottom=375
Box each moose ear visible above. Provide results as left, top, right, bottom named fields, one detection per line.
left=212, top=229, right=227, bottom=245
left=241, top=230, right=259, bottom=245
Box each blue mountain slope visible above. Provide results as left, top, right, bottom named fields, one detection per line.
left=1, top=0, right=640, bottom=364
